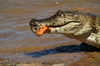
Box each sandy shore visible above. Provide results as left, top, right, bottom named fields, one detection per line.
left=0, top=41, right=100, bottom=66
left=0, top=51, right=100, bottom=66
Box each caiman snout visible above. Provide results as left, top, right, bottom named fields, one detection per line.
left=29, top=18, right=51, bottom=36
left=29, top=18, right=38, bottom=33
left=29, top=18, right=38, bottom=26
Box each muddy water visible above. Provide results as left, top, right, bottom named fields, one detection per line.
left=0, top=0, right=100, bottom=65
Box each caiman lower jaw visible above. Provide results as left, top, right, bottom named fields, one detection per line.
left=30, top=25, right=51, bottom=36
left=30, top=26, right=37, bottom=33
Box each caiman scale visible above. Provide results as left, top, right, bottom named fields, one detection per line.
left=29, top=10, right=100, bottom=48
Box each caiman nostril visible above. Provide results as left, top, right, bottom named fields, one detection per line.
left=29, top=18, right=38, bottom=26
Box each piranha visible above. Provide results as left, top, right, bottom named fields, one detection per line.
left=29, top=10, right=100, bottom=48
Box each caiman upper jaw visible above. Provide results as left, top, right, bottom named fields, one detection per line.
left=29, top=18, right=38, bottom=27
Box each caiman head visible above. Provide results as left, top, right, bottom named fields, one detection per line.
left=29, top=10, right=93, bottom=38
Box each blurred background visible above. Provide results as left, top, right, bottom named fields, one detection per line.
left=0, top=0, right=100, bottom=64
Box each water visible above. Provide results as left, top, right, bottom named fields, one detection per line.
left=0, top=0, right=100, bottom=64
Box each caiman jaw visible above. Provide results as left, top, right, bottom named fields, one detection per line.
left=30, top=25, right=37, bottom=33
left=29, top=19, right=51, bottom=36
left=30, top=19, right=81, bottom=36
left=29, top=10, right=82, bottom=36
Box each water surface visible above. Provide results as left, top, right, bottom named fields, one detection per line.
left=0, top=0, right=100, bottom=65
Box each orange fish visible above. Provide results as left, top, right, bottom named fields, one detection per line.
left=37, top=26, right=50, bottom=36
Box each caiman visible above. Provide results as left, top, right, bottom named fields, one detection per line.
left=29, top=10, right=100, bottom=48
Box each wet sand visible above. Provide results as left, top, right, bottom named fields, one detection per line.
left=0, top=0, right=100, bottom=66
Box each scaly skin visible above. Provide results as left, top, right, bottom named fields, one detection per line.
left=29, top=10, right=100, bottom=48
